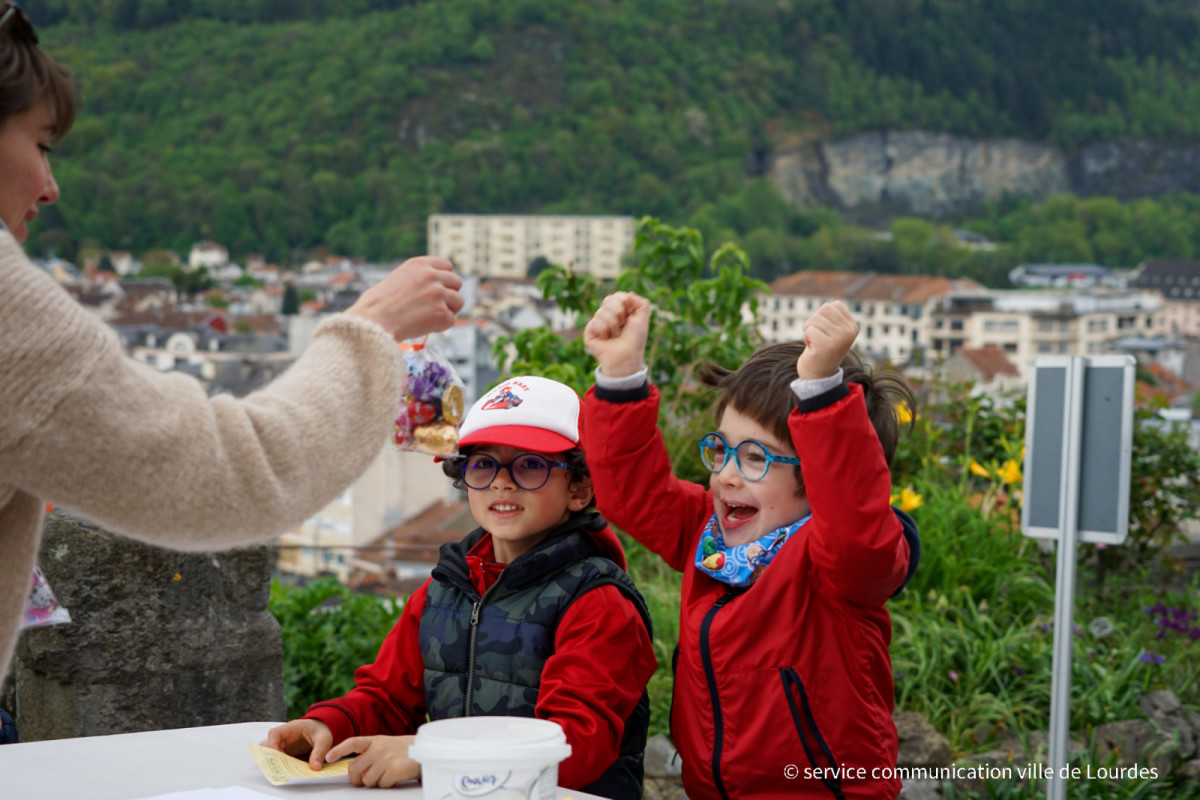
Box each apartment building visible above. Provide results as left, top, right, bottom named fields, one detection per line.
left=928, top=290, right=1161, bottom=379
left=762, top=271, right=984, bottom=363
left=1132, top=259, right=1200, bottom=337
left=427, top=214, right=635, bottom=280
left=188, top=240, right=228, bottom=271
left=761, top=271, right=1162, bottom=383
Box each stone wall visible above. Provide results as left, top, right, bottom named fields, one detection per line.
left=9, top=513, right=284, bottom=741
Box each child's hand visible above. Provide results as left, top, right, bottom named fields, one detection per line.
left=584, top=291, right=652, bottom=378
left=796, top=300, right=859, bottom=381
left=260, top=719, right=333, bottom=771
left=325, top=735, right=420, bottom=788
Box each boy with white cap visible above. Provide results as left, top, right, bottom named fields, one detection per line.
left=263, top=376, right=656, bottom=800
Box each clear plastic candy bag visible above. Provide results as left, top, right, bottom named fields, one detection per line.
left=21, top=566, right=71, bottom=630
left=392, top=340, right=465, bottom=457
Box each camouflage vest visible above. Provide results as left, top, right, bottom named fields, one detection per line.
left=420, top=515, right=651, bottom=800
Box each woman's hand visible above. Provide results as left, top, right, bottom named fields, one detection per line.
left=346, top=256, right=464, bottom=341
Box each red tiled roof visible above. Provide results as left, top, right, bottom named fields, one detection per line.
left=1145, top=362, right=1191, bottom=393
left=1136, top=381, right=1175, bottom=406
left=769, top=271, right=867, bottom=298
left=769, top=271, right=983, bottom=303
left=959, top=345, right=1019, bottom=381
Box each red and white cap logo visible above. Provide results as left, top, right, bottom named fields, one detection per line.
left=457, top=376, right=582, bottom=453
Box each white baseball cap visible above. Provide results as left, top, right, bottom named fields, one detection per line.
left=457, top=376, right=583, bottom=453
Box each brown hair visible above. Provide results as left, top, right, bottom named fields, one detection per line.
left=0, top=6, right=77, bottom=138
left=698, top=342, right=917, bottom=487
left=441, top=446, right=595, bottom=510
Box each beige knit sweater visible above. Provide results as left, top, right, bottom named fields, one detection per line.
left=0, top=233, right=403, bottom=681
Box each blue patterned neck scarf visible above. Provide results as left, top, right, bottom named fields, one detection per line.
left=694, top=513, right=810, bottom=587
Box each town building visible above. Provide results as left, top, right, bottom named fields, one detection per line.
left=928, top=289, right=1161, bottom=379
left=188, top=240, right=229, bottom=271
left=761, top=272, right=984, bottom=364
left=940, top=344, right=1022, bottom=401
left=1131, top=259, right=1200, bottom=337
left=427, top=214, right=635, bottom=280
left=761, top=270, right=1163, bottom=385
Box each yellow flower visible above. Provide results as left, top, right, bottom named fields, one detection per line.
left=895, top=403, right=914, bottom=424
left=890, top=486, right=924, bottom=512
left=998, top=459, right=1022, bottom=484
left=172, top=572, right=182, bottom=582
left=968, top=460, right=991, bottom=478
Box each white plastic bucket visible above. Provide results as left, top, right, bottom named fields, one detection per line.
left=408, top=716, right=572, bottom=800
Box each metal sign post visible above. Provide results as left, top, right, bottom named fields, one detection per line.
left=1022, top=355, right=1135, bottom=800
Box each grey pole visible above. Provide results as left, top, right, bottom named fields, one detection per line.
left=1046, top=356, right=1084, bottom=800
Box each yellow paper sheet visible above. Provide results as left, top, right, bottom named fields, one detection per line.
left=246, top=743, right=351, bottom=786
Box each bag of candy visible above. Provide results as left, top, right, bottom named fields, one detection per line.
left=393, top=340, right=465, bottom=457
left=21, top=566, right=71, bottom=630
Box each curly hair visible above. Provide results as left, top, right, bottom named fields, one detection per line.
left=697, top=343, right=917, bottom=492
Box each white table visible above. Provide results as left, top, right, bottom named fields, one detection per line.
left=0, top=721, right=605, bottom=800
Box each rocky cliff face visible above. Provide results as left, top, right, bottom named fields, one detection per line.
left=770, top=130, right=1200, bottom=217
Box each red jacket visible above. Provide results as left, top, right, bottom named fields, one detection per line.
left=303, top=530, right=657, bottom=790
left=584, top=382, right=910, bottom=800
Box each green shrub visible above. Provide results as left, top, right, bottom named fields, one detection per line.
left=889, top=386, right=1200, bottom=798
left=268, top=577, right=401, bottom=720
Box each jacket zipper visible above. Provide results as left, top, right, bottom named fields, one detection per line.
left=464, top=598, right=483, bottom=715
left=463, top=579, right=501, bottom=716
left=699, top=589, right=741, bottom=800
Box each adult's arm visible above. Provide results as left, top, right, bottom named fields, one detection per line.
left=0, top=232, right=404, bottom=549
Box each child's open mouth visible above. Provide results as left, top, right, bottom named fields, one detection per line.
left=722, top=502, right=759, bottom=529
left=489, top=502, right=523, bottom=516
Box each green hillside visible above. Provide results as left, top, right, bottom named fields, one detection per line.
left=26, top=0, right=1200, bottom=267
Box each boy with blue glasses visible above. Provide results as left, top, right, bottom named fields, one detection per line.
left=264, top=376, right=655, bottom=799
left=583, top=294, right=920, bottom=800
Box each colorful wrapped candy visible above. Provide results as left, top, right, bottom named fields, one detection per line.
left=392, top=341, right=466, bottom=457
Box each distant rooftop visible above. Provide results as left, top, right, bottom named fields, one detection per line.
left=1014, top=263, right=1109, bottom=276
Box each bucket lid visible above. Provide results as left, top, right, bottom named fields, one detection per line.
left=408, top=717, right=571, bottom=767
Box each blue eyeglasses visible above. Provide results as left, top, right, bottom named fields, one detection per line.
left=458, top=452, right=571, bottom=491
left=698, top=432, right=801, bottom=482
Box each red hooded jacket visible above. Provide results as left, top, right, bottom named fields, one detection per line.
left=584, top=381, right=911, bottom=800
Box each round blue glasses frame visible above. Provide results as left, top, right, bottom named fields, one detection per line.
left=697, top=432, right=801, bottom=482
